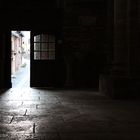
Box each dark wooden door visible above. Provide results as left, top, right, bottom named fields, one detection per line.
left=30, top=31, right=57, bottom=87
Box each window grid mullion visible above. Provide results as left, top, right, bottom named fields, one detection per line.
left=40, top=35, right=42, bottom=59
left=48, top=35, right=49, bottom=59
left=34, top=34, right=55, bottom=60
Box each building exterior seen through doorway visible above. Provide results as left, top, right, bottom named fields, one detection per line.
left=11, top=31, right=30, bottom=88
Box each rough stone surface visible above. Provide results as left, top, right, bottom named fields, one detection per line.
left=0, top=87, right=140, bottom=139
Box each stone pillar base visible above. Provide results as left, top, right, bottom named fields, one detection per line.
left=99, top=74, right=140, bottom=99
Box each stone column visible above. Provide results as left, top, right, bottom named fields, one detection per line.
left=99, top=0, right=131, bottom=99
left=111, top=0, right=130, bottom=76
left=0, top=32, right=4, bottom=89
left=64, top=56, right=75, bottom=87
left=0, top=31, right=12, bottom=89
left=129, top=0, right=140, bottom=77
left=4, top=31, right=12, bottom=88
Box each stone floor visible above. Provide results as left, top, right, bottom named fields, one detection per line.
left=1, top=59, right=140, bottom=139
left=0, top=88, right=140, bottom=140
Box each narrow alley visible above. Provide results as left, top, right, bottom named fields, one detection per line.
left=12, top=58, right=30, bottom=89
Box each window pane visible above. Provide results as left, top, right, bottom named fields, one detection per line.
left=49, top=51, right=55, bottom=60
left=41, top=43, right=48, bottom=51
left=41, top=34, right=49, bottom=42
left=49, top=35, right=55, bottom=42
left=34, top=43, right=40, bottom=51
left=34, top=52, right=40, bottom=60
left=41, top=52, right=49, bottom=59
left=34, top=35, right=40, bottom=42
left=49, top=43, right=55, bottom=51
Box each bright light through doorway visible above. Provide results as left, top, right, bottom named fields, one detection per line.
left=11, top=31, right=30, bottom=88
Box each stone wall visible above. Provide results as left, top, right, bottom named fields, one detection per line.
left=0, top=0, right=113, bottom=89
left=129, top=0, right=140, bottom=77
left=62, top=0, right=110, bottom=88
left=100, top=0, right=140, bottom=99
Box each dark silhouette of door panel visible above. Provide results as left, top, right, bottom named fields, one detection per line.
left=30, top=31, right=56, bottom=87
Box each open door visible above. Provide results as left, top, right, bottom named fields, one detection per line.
left=30, top=31, right=56, bottom=87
